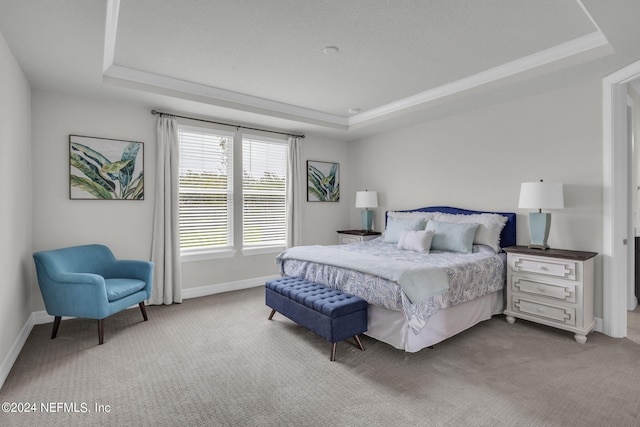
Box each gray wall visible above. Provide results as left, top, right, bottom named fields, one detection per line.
left=30, top=90, right=350, bottom=309
left=347, top=80, right=604, bottom=316
left=0, top=33, right=33, bottom=377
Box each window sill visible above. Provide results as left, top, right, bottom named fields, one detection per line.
left=242, top=245, right=285, bottom=256
left=181, top=249, right=237, bottom=263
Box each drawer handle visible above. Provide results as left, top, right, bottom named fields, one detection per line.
left=538, top=266, right=547, bottom=271
left=537, top=307, right=545, bottom=313
left=538, top=286, right=546, bottom=292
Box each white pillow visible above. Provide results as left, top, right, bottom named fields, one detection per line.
left=397, top=229, right=434, bottom=253
left=434, top=213, right=507, bottom=252
left=383, top=217, right=426, bottom=243
left=387, top=211, right=440, bottom=222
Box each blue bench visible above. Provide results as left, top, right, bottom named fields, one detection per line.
left=265, top=277, right=368, bottom=361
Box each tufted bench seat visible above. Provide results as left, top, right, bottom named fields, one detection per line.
left=265, top=277, right=368, bottom=361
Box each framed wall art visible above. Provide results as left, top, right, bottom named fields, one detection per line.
left=69, top=135, right=144, bottom=200
left=307, top=160, right=340, bottom=202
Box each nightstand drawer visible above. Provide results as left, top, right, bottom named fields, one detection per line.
left=511, top=255, right=576, bottom=281
left=511, top=277, right=576, bottom=303
left=512, top=297, right=576, bottom=326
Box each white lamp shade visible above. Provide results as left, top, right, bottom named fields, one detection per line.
left=355, top=191, right=378, bottom=208
left=518, top=182, right=564, bottom=210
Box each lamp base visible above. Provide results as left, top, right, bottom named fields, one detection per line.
left=527, top=244, right=550, bottom=250
left=360, top=209, right=373, bottom=231
left=528, top=212, right=552, bottom=250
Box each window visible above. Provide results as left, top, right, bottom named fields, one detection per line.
left=242, top=136, right=287, bottom=248
left=178, top=127, right=234, bottom=255
left=178, top=126, right=287, bottom=258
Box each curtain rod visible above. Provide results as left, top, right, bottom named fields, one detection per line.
left=151, top=109, right=305, bottom=139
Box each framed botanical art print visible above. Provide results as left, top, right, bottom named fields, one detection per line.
left=69, top=135, right=144, bottom=200
left=307, top=160, right=340, bottom=202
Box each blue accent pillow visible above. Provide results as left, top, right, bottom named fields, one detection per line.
left=425, top=220, right=479, bottom=253
left=383, top=217, right=426, bottom=243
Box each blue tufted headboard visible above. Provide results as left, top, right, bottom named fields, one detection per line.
left=385, top=206, right=517, bottom=249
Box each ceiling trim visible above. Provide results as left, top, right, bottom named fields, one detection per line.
left=102, top=0, right=611, bottom=131
left=103, top=0, right=120, bottom=73
left=348, top=31, right=610, bottom=127
left=103, top=65, right=350, bottom=129
left=576, top=0, right=602, bottom=33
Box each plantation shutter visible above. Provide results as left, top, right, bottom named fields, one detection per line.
left=178, top=127, right=234, bottom=252
left=242, top=137, right=287, bottom=247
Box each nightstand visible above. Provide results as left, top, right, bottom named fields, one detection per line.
left=337, top=230, right=381, bottom=245
left=503, top=246, right=597, bottom=344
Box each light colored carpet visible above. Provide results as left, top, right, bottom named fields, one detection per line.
left=1, top=286, right=639, bottom=427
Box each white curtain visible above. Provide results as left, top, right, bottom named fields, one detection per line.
left=150, top=115, right=182, bottom=304
left=286, top=136, right=303, bottom=247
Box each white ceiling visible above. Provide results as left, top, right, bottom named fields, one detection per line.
left=1, top=0, right=640, bottom=140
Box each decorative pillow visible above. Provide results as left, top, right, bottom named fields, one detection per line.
left=386, top=211, right=440, bottom=222
left=383, top=217, right=426, bottom=243
left=425, top=220, right=479, bottom=253
left=434, top=213, right=508, bottom=252
left=397, top=229, right=434, bottom=253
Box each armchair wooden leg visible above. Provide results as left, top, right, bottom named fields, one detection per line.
left=51, top=316, right=61, bottom=339
left=139, top=302, right=148, bottom=321
left=97, top=319, right=104, bottom=345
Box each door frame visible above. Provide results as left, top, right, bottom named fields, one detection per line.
left=602, top=58, right=640, bottom=337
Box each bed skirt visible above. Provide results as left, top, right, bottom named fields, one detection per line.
left=365, top=291, right=503, bottom=352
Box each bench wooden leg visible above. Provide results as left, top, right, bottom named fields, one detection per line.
left=51, top=316, right=61, bottom=339
left=331, top=336, right=365, bottom=361
left=268, top=309, right=277, bottom=320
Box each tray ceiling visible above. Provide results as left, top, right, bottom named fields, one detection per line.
left=2, top=0, right=638, bottom=137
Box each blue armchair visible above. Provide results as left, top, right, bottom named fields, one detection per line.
left=33, top=244, right=153, bottom=345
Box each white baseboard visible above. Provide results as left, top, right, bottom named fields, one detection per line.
left=181, top=274, right=278, bottom=300
left=593, top=316, right=603, bottom=333
left=0, top=275, right=278, bottom=390
left=31, top=312, right=75, bottom=325
left=28, top=274, right=279, bottom=325
left=0, top=312, right=36, bottom=390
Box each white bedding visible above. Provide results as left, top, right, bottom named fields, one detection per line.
left=366, top=291, right=504, bottom=352
left=278, top=237, right=506, bottom=334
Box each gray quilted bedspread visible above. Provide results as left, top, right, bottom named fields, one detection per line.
left=278, top=238, right=505, bottom=334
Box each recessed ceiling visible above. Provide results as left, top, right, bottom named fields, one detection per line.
left=106, top=0, right=607, bottom=129
left=1, top=0, right=639, bottom=138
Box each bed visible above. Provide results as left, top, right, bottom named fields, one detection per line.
left=276, top=206, right=516, bottom=352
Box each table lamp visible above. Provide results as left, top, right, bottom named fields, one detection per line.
left=518, top=180, right=564, bottom=250
left=355, top=190, right=378, bottom=231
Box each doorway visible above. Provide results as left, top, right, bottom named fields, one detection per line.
left=603, top=59, right=640, bottom=339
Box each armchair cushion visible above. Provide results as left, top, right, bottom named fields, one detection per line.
left=105, top=279, right=147, bottom=302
